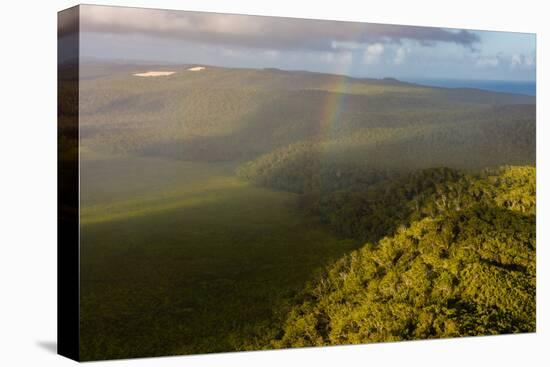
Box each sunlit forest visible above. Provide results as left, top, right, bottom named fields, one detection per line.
left=60, top=61, right=535, bottom=360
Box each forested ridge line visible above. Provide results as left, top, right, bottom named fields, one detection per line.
left=238, top=166, right=536, bottom=349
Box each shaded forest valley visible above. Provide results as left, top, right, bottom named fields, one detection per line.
left=61, top=62, right=536, bottom=360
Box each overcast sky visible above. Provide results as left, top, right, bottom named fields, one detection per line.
left=72, top=5, right=536, bottom=81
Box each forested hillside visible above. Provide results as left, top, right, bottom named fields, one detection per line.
left=237, top=111, right=534, bottom=193
left=78, top=64, right=535, bottom=163
left=257, top=166, right=536, bottom=348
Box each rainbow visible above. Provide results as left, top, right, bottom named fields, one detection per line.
left=316, top=72, right=352, bottom=141
left=309, top=69, right=354, bottom=191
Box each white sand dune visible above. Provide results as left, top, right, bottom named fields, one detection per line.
left=133, top=71, right=176, bottom=77
left=188, top=66, right=206, bottom=71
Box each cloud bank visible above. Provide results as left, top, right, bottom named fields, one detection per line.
left=75, top=5, right=480, bottom=51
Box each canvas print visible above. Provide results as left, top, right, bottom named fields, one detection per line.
left=58, top=4, right=536, bottom=361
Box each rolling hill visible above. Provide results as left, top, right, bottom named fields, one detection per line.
left=77, top=62, right=535, bottom=165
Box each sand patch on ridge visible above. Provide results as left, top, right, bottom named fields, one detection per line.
left=133, top=71, right=176, bottom=77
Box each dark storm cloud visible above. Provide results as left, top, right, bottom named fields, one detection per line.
left=77, top=5, right=480, bottom=51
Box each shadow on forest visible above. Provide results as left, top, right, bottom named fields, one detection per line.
left=78, top=180, right=360, bottom=360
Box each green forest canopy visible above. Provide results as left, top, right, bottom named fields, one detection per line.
left=254, top=166, right=536, bottom=349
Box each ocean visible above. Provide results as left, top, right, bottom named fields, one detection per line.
left=403, top=78, right=536, bottom=96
